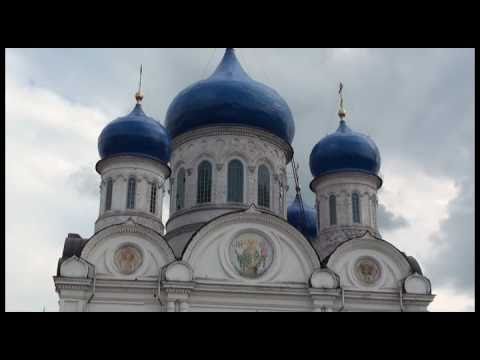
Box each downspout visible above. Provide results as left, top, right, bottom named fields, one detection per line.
left=338, top=287, right=345, bottom=312
left=156, top=273, right=165, bottom=310
left=87, top=265, right=97, bottom=304
left=399, top=282, right=405, bottom=312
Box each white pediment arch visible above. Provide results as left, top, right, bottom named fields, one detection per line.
left=81, top=220, right=176, bottom=279
left=326, top=234, right=412, bottom=292
left=182, top=208, right=321, bottom=285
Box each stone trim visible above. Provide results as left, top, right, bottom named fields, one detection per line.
left=182, top=210, right=321, bottom=268
left=82, top=221, right=176, bottom=262
left=171, top=125, right=294, bottom=163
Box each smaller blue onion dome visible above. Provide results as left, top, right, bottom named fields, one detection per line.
left=165, top=48, right=295, bottom=144
left=287, top=195, right=318, bottom=241
left=98, top=101, right=171, bottom=164
left=309, top=120, right=381, bottom=178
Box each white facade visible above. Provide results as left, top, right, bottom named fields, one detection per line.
left=310, top=171, right=382, bottom=260
left=166, top=126, right=292, bottom=248
left=95, top=155, right=170, bottom=235
left=53, top=49, right=434, bottom=312
left=54, top=129, right=434, bottom=312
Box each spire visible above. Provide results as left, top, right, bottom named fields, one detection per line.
left=135, top=64, right=144, bottom=104
left=210, top=48, right=250, bottom=80
left=338, top=82, right=347, bottom=121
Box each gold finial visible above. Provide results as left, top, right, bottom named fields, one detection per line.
left=135, top=64, right=144, bottom=104
left=338, top=82, right=347, bottom=120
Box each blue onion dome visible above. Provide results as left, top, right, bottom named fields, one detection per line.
left=98, top=101, right=171, bottom=164
left=309, top=120, right=381, bottom=178
left=287, top=195, right=318, bottom=241
left=165, top=48, right=295, bottom=144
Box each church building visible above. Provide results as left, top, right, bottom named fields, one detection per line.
left=53, top=48, right=434, bottom=312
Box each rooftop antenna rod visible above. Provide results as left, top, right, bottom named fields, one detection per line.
left=135, top=64, right=144, bottom=104
left=291, top=156, right=307, bottom=232
left=338, top=81, right=347, bottom=120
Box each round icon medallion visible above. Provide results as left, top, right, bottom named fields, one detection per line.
left=229, top=233, right=273, bottom=278
left=114, top=245, right=143, bottom=275
left=354, top=257, right=381, bottom=286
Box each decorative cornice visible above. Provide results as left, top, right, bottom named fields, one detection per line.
left=171, top=126, right=294, bottom=164
left=97, top=210, right=163, bottom=225
left=96, top=155, right=171, bottom=178
left=167, top=203, right=249, bottom=226
left=82, top=221, right=176, bottom=262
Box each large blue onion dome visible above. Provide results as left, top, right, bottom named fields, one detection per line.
left=165, top=48, right=295, bottom=144
left=287, top=195, right=318, bottom=241
left=98, top=101, right=171, bottom=164
left=309, top=120, right=381, bottom=178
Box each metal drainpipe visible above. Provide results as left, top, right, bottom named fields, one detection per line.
left=399, top=283, right=405, bottom=312
left=87, top=265, right=97, bottom=305
left=338, top=287, right=345, bottom=312
left=156, top=274, right=165, bottom=310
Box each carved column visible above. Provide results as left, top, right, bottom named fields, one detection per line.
left=164, top=284, right=194, bottom=313
left=180, top=301, right=189, bottom=312
left=166, top=300, right=176, bottom=312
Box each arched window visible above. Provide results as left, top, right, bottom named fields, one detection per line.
left=150, top=182, right=158, bottom=214
left=329, top=195, right=337, bottom=226
left=105, top=178, right=113, bottom=211
left=257, top=165, right=270, bottom=208
left=228, top=160, right=244, bottom=203
left=126, top=177, right=136, bottom=209
left=176, top=168, right=186, bottom=210
left=197, top=161, right=212, bottom=204
left=352, top=193, right=361, bottom=223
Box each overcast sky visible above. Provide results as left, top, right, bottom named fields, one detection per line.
left=5, top=48, right=475, bottom=312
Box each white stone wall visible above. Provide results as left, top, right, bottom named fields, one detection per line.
left=310, top=171, right=383, bottom=259
left=95, top=156, right=170, bottom=234
left=54, top=209, right=434, bottom=312
left=167, top=126, right=292, bottom=234
left=311, top=172, right=381, bottom=232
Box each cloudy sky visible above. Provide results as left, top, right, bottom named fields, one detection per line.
left=5, top=48, right=474, bottom=312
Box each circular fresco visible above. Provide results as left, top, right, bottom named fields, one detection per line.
left=114, top=245, right=143, bottom=275
left=229, top=233, right=274, bottom=278
left=354, top=257, right=381, bottom=286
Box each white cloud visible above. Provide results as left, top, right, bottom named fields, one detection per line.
left=379, top=156, right=459, bottom=261
left=5, top=48, right=474, bottom=312
left=6, top=49, right=108, bottom=312
left=429, top=287, right=475, bottom=312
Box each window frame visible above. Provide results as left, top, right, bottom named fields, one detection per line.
left=126, top=177, right=136, bottom=210
left=150, top=182, right=158, bottom=214
left=176, top=168, right=186, bottom=211
left=105, top=178, right=113, bottom=211
left=197, top=160, right=213, bottom=204
left=329, top=194, right=337, bottom=226
left=352, top=192, right=361, bottom=224
left=257, top=164, right=271, bottom=209
left=227, top=159, right=244, bottom=203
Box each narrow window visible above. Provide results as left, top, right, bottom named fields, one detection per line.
left=150, top=182, right=158, bottom=214
left=352, top=193, right=361, bottom=223
left=176, top=168, right=186, bottom=210
left=316, top=201, right=321, bottom=231
left=329, top=195, right=337, bottom=226
left=197, top=161, right=212, bottom=204
left=228, top=160, right=244, bottom=203
left=372, top=195, right=377, bottom=228
left=127, top=177, right=136, bottom=209
left=105, top=178, right=113, bottom=211
left=279, top=183, right=284, bottom=214
left=257, top=165, right=270, bottom=208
